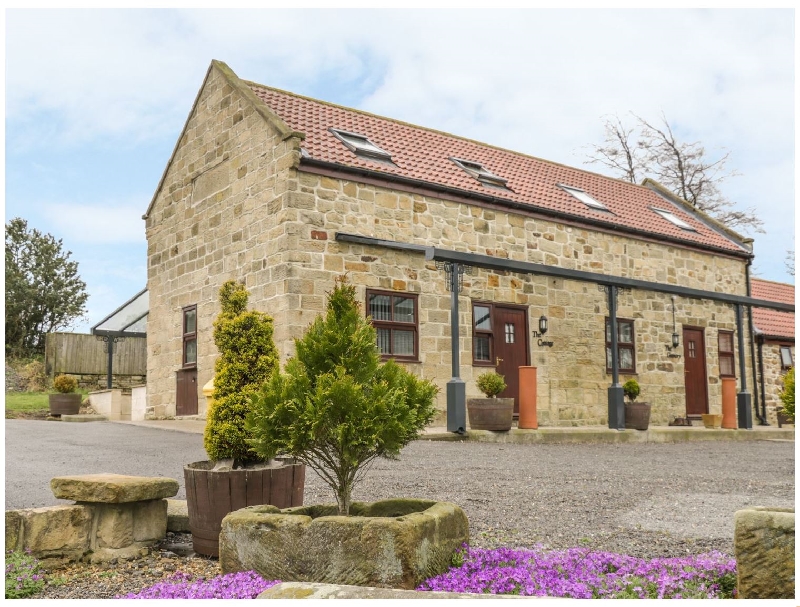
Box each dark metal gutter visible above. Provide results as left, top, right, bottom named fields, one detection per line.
left=304, top=158, right=753, bottom=260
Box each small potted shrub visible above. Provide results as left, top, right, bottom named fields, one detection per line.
left=49, top=374, right=81, bottom=416
left=222, top=276, right=468, bottom=589
left=183, top=280, right=305, bottom=558
left=623, top=378, right=650, bottom=431
left=467, top=371, right=514, bottom=431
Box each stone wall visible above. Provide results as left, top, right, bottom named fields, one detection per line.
left=144, top=63, right=754, bottom=425
left=74, top=374, right=145, bottom=392
left=145, top=62, right=302, bottom=419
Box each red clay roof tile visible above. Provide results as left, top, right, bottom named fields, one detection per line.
left=752, top=278, right=795, bottom=339
left=249, top=84, right=749, bottom=255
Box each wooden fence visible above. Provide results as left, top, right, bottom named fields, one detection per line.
left=44, top=332, right=147, bottom=377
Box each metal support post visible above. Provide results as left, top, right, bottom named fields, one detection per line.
left=735, top=304, right=752, bottom=429
left=606, top=286, right=625, bottom=430
left=446, top=262, right=466, bottom=434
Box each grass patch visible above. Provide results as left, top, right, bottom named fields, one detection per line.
left=5, top=390, right=89, bottom=419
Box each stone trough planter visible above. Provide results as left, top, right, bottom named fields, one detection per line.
left=219, top=498, right=469, bottom=589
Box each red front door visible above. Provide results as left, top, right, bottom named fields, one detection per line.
left=493, top=306, right=530, bottom=415
left=683, top=327, right=708, bottom=416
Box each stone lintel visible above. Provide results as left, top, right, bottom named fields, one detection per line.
left=51, top=474, right=179, bottom=503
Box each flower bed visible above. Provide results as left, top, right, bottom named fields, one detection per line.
left=418, top=546, right=737, bottom=599
left=118, top=571, right=279, bottom=599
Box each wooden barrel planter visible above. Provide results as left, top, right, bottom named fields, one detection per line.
left=467, top=398, right=514, bottom=431
left=624, top=402, right=651, bottom=431
left=48, top=393, right=82, bottom=416
left=184, top=458, right=305, bottom=557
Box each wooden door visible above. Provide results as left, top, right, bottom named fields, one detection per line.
left=176, top=368, right=198, bottom=416
left=682, top=327, right=708, bottom=416
left=493, top=306, right=529, bottom=415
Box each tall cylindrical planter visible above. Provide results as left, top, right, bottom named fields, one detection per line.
left=518, top=366, right=538, bottom=429
left=721, top=377, right=737, bottom=429
left=184, top=458, right=305, bottom=557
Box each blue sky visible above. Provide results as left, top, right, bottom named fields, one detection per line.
left=5, top=9, right=795, bottom=333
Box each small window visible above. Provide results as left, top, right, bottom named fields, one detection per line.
left=366, top=290, right=418, bottom=360
left=182, top=305, right=197, bottom=368
left=718, top=331, right=735, bottom=377
left=472, top=303, right=494, bottom=365
left=451, top=158, right=509, bottom=189
left=330, top=129, right=392, bottom=162
left=780, top=346, right=793, bottom=370
left=652, top=207, right=697, bottom=232
left=560, top=184, right=609, bottom=211
left=605, top=318, right=635, bottom=373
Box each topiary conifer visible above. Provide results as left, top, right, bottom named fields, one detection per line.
left=246, top=275, right=438, bottom=515
left=204, top=280, right=279, bottom=465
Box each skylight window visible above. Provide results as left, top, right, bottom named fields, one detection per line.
left=559, top=185, right=609, bottom=211
left=451, top=158, right=509, bottom=189
left=330, top=129, right=392, bottom=162
left=652, top=207, right=697, bottom=232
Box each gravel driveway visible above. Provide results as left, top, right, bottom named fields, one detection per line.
left=5, top=420, right=794, bottom=559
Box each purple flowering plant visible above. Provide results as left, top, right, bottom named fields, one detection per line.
left=5, top=549, right=46, bottom=599
left=419, top=545, right=737, bottom=599
left=119, top=571, right=279, bottom=599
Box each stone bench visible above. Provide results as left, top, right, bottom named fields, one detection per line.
left=6, top=474, right=178, bottom=564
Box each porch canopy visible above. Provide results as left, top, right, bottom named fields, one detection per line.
left=335, top=232, right=795, bottom=432
left=91, top=288, right=148, bottom=389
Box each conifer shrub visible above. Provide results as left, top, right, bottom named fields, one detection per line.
left=204, top=280, right=279, bottom=465
left=623, top=379, right=640, bottom=402
left=52, top=374, right=77, bottom=394
left=246, top=276, right=438, bottom=515
left=476, top=371, right=506, bottom=398
left=779, top=366, right=794, bottom=423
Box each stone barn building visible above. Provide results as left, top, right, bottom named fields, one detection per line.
left=142, top=60, right=792, bottom=427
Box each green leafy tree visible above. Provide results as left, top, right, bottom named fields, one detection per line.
left=204, top=280, right=279, bottom=465
left=779, top=367, right=794, bottom=423
left=246, top=276, right=438, bottom=515
left=5, top=218, right=88, bottom=357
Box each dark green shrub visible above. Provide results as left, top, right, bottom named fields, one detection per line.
left=780, top=367, right=794, bottom=423
left=5, top=550, right=45, bottom=598
left=204, top=281, right=278, bottom=465
left=476, top=371, right=506, bottom=398
left=52, top=374, right=77, bottom=394
left=246, top=276, right=438, bottom=515
left=623, top=379, right=640, bottom=402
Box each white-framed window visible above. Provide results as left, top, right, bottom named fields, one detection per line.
left=451, top=158, right=509, bottom=189
left=780, top=346, right=793, bottom=369
left=560, top=184, right=609, bottom=211
left=651, top=207, right=697, bottom=232
left=330, top=129, right=392, bottom=162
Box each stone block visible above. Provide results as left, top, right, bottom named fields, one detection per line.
left=6, top=509, right=23, bottom=552
left=132, top=499, right=168, bottom=542
left=734, top=507, right=795, bottom=599
left=96, top=504, right=134, bottom=548
left=18, top=505, right=93, bottom=560
left=258, top=581, right=530, bottom=599
left=167, top=499, right=191, bottom=533
left=51, top=474, right=179, bottom=503
left=220, top=499, right=469, bottom=589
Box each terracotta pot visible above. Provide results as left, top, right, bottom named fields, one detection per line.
left=48, top=393, right=81, bottom=416
left=624, top=401, right=651, bottom=431
left=184, top=457, right=305, bottom=557
left=467, top=397, right=514, bottom=431
left=701, top=413, right=723, bottom=429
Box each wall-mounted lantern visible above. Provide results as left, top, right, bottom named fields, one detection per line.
left=666, top=295, right=680, bottom=353
left=539, top=315, right=548, bottom=335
